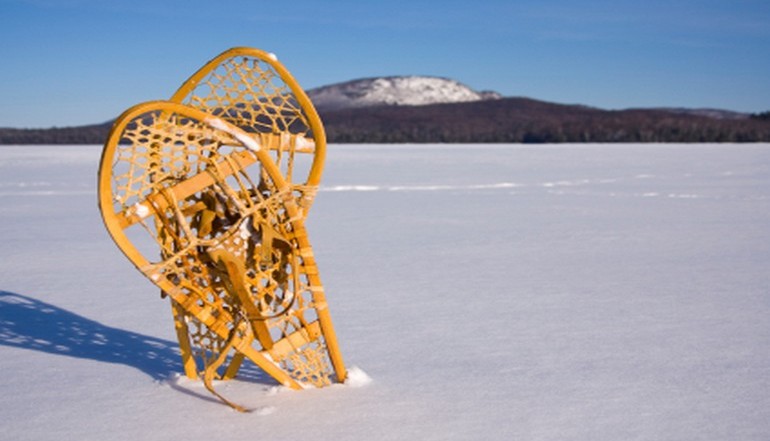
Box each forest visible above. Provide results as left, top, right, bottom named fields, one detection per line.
left=2, top=98, right=769, bottom=144
left=321, top=98, right=770, bottom=143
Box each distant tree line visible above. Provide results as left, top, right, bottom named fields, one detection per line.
left=2, top=99, right=769, bottom=144
left=0, top=122, right=112, bottom=144
left=320, top=99, right=770, bottom=143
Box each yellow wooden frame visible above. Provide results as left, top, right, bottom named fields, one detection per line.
left=170, top=47, right=326, bottom=192
left=97, top=48, right=346, bottom=411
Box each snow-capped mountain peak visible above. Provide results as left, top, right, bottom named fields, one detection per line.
left=307, top=76, right=501, bottom=110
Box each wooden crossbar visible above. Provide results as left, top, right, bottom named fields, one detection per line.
left=115, top=149, right=258, bottom=229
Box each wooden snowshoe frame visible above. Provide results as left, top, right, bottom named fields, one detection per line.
left=98, top=48, right=346, bottom=411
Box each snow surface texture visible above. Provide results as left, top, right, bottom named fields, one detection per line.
left=1, top=144, right=769, bottom=440
left=307, top=76, right=500, bottom=110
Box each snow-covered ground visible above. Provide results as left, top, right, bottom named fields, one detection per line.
left=1, top=144, right=769, bottom=440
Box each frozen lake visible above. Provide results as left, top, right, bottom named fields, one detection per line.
left=1, top=144, right=769, bottom=440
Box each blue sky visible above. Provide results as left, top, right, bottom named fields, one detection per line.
left=1, top=0, right=769, bottom=128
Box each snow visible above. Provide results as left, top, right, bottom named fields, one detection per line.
left=343, top=366, right=373, bottom=388
left=205, top=117, right=262, bottom=152
left=308, top=76, right=498, bottom=110
left=132, top=202, right=150, bottom=219
left=1, top=144, right=769, bottom=440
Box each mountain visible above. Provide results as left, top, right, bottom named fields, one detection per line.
left=1, top=76, right=768, bottom=144
left=309, top=79, right=768, bottom=142
left=307, top=76, right=501, bottom=111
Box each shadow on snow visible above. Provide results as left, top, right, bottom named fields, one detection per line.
left=0, top=290, right=274, bottom=386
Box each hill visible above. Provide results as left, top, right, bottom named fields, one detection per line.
left=1, top=76, right=769, bottom=144
left=306, top=76, right=501, bottom=110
